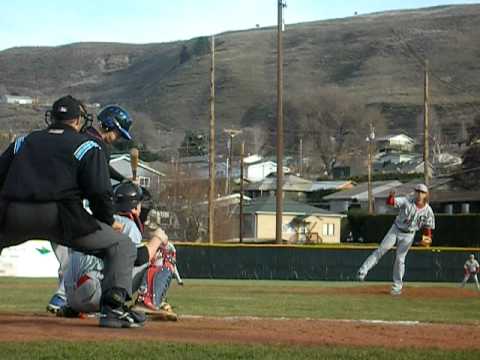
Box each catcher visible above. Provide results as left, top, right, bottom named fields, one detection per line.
left=461, top=254, right=480, bottom=290
left=134, top=234, right=183, bottom=320
left=357, top=184, right=435, bottom=295
left=59, top=182, right=179, bottom=320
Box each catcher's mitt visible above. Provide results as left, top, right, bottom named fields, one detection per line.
left=419, top=235, right=432, bottom=247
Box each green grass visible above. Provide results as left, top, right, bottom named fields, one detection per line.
left=0, top=278, right=478, bottom=358
left=167, top=280, right=480, bottom=324
left=0, top=341, right=479, bottom=360
left=0, top=278, right=479, bottom=324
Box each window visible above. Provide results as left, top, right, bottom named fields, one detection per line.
left=139, top=176, right=151, bottom=188
left=322, top=223, right=335, bottom=236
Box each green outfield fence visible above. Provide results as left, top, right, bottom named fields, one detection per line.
left=346, top=213, right=480, bottom=247
left=175, top=243, right=479, bottom=282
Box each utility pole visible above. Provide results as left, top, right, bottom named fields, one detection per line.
left=298, top=137, right=303, bottom=176
left=223, top=128, right=242, bottom=194
left=239, top=141, right=245, bottom=243
left=208, top=35, right=216, bottom=244
left=423, top=60, right=430, bottom=186
left=367, top=123, right=375, bottom=215
left=275, top=0, right=286, bottom=244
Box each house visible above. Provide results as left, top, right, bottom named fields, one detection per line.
left=245, top=174, right=312, bottom=199
left=0, top=95, right=33, bottom=105
left=110, top=154, right=165, bottom=194
left=245, top=160, right=290, bottom=182
left=375, top=152, right=417, bottom=166
left=177, top=155, right=230, bottom=179
left=310, top=180, right=354, bottom=192
left=245, top=176, right=354, bottom=203
left=376, top=134, right=415, bottom=153
left=241, top=196, right=345, bottom=243
left=323, top=181, right=402, bottom=213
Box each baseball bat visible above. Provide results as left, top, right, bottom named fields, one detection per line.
left=130, top=147, right=139, bottom=182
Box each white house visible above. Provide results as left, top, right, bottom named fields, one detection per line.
left=245, top=160, right=290, bottom=182
left=376, top=134, right=415, bottom=152
left=375, top=152, right=417, bottom=165
left=110, top=154, right=165, bottom=193
left=0, top=95, right=33, bottom=105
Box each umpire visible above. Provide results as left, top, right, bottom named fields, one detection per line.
left=0, top=95, right=143, bottom=328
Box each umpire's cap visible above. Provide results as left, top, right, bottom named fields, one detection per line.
left=52, top=95, right=84, bottom=122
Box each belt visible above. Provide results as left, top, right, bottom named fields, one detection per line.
left=395, top=224, right=415, bottom=234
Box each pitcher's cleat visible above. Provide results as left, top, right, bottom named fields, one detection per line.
left=46, top=294, right=66, bottom=314
left=356, top=271, right=366, bottom=282
left=390, top=289, right=402, bottom=296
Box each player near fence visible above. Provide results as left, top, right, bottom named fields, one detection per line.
left=356, top=184, right=435, bottom=295
left=461, top=254, right=480, bottom=290
left=59, top=182, right=179, bottom=320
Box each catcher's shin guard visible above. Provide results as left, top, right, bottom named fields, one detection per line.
left=141, top=264, right=162, bottom=309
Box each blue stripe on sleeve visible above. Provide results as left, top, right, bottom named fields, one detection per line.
left=13, top=136, right=26, bottom=155
left=74, top=141, right=101, bottom=161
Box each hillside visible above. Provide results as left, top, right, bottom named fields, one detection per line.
left=1, top=4, right=480, bottom=152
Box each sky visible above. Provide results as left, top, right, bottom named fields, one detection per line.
left=1, top=0, right=479, bottom=51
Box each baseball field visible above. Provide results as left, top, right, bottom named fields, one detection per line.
left=0, top=278, right=479, bottom=359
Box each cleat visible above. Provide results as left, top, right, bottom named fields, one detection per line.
left=56, top=306, right=81, bottom=318
left=99, top=304, right=146, bottom=329
left=356, top=271, right=366, bottom=282
left=46, top=294, right=66, bottom=314
left=390, top=289, right=402, bottom=296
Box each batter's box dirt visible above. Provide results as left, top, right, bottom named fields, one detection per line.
left=0, top=313, right=478, bottom=350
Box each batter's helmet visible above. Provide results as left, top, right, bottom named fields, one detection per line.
left=97, top=105, right=133, bottom=140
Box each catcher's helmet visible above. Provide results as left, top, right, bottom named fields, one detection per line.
left=113, top=182, right=144, bottom=212
left=97, top=105, right=133, bottom=140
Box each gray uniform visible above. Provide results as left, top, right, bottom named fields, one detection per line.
left=51, top=243, right=70, bottom=299
left=64, top=215, right=146, bottom=313
left=359, top=196, right=435, bottom=292
left=461, top=258, right=480, bottom=290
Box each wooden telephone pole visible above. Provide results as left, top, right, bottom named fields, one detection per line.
left=298, top=137, right=303, bottom=176
left=239, top=141, right=245, bottom=243
left=423, top=60, right=430, bottom=186
left=208, top=35, right=216, bottom=244
left=367, top=123, right=375, bottom=214
left=275, top=0, right=286, bottom=244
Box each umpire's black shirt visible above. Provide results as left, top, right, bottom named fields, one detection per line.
left=0, top=122, right=114, bottom=240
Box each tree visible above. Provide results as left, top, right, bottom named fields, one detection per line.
left=457, top=143, right=480, bottom=189
left=293, top=87, right=386, bottom=176
left=178, top=131, right=207, bottom=157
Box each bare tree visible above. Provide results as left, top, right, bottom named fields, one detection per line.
left=293, top=87, right=386, bottom=176
left=241, top=126, right=268, bottom=155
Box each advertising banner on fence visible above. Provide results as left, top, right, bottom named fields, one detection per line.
left=0, top=241, right=58, bottom=277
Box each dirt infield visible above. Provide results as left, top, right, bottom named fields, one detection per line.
left=312, top=285, right=480, bottom=299
left=259, top=284, right=480, bottom=299
left=0, top=313, right=478, bottom=350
